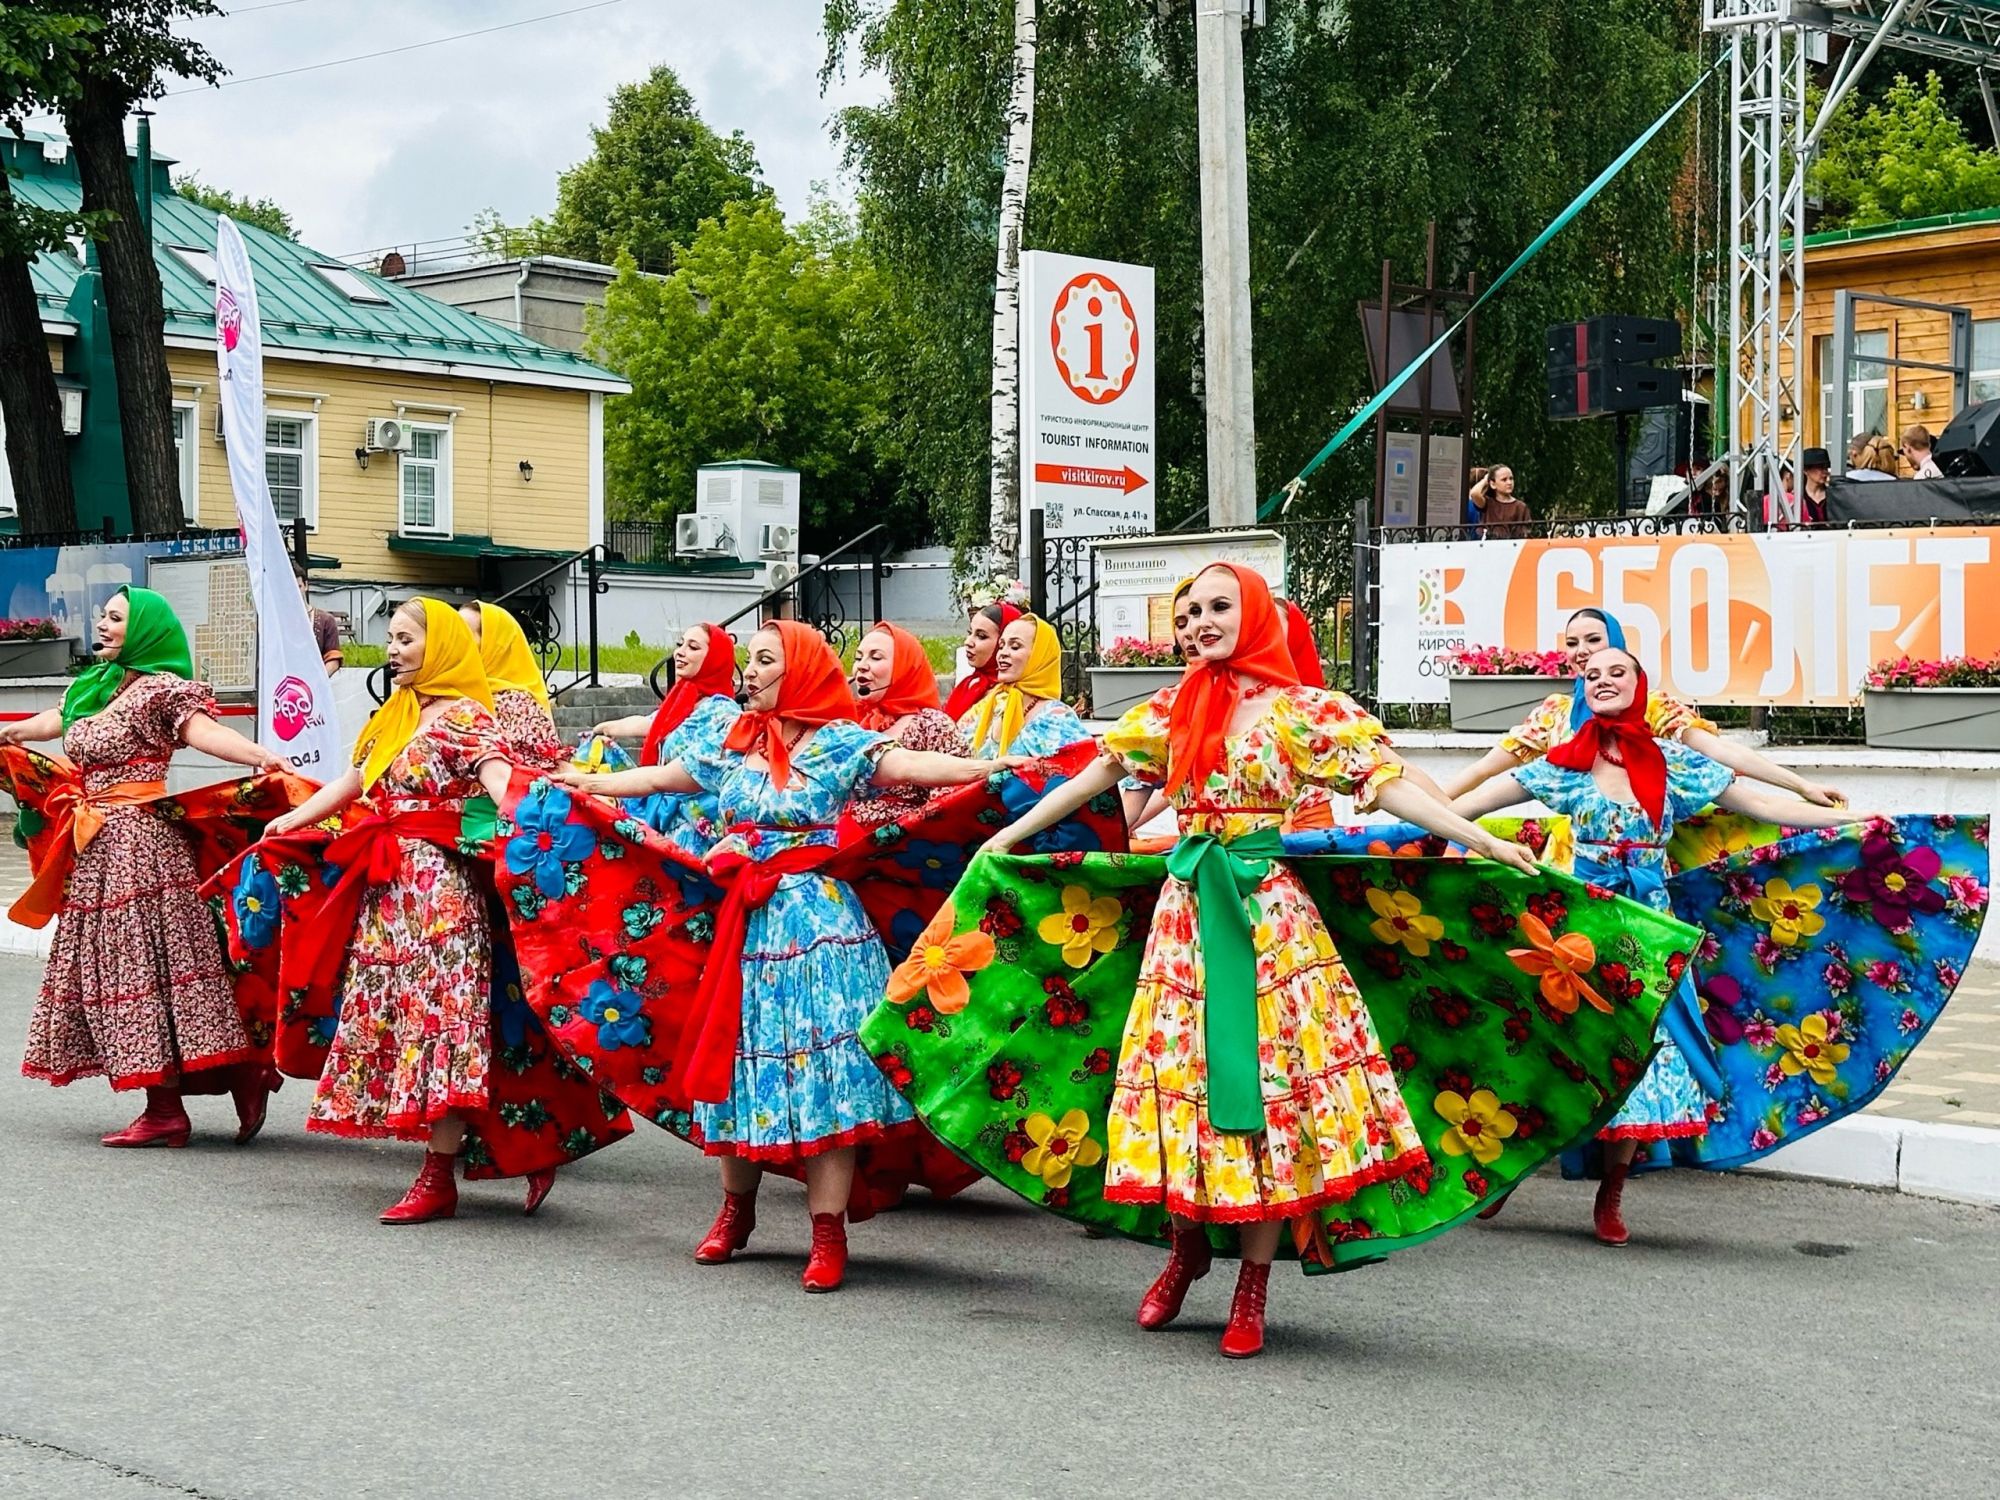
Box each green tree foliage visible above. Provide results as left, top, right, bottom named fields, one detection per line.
left=475, top=65, right=767, bottom=271
left=1811, top=72, right=2000, bottom=230
left=172, top=173, right=293, bottom=237
left=588, top=198, right=912, bottom=546
left=827, top=0, right=1703, bottom=543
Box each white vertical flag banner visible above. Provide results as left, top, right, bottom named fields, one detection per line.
left=214, top=216, right=343, bottom=781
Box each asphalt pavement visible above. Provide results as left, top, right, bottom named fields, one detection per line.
left=1, top=953, right=1997, bottom=1500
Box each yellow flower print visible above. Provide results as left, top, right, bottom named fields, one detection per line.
left=1036, top=885, right=1123, bottom=967
left=1774, top=1013, right=1850, bottom=1085
left=1020, top=1108, right=1105, bottom=1188
left=1365, top=887, right=1445, bottom=957
left=1434, top=1088, right=1518, bottom=1166
left=1749, top=878, right=1826, bottom=947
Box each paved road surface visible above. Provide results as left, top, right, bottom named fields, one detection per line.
left=1, top=955, right=1996, bottom=1500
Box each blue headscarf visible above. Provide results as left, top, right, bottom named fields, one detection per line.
left=1567, top=608, right=1627, bottom=730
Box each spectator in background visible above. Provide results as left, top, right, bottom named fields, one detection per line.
left=1762, top=463, right=1797, bottom=530
left=1469, top=463, right=1532, bottom=538
left=1692, top=466, right=1732, bottom=516
left=1463, top=465, right=1489, bottom=530
left=1902, top=423, right=1943, bottom=479
left=295, top=566, right=344, bottom=673
left=1845, top=433, right=1898, bottom=481
left=1799, top=447, right=1831, bottom=525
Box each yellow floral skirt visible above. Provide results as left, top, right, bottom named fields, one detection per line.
left=1104, top=866, right=1429, bottom=1223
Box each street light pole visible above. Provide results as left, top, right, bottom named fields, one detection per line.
left=1196, top=0, right=1257, bottom=528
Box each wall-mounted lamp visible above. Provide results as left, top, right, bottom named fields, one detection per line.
left=518, top=460, right=534, bottom=482
left=354, top=447, right=370, bottom=471
left=1911, top=390, right=1930, bottom=412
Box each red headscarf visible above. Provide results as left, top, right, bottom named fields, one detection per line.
left=943, top=602, right=1023, bottom=722
left=854, top=622, right=940, bottom=731
left=1281, top=599, right=1326, bottom=690
left=1545, top=649, right=1669, bottom=831
left=641, top=623, right=738, bottom=764
left=1165, top=564, right=1300, bottom=798
left=722, top=620, right=858, bottom=789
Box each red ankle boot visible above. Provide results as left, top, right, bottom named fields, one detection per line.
left=1219, top=1260, right=1272, bottom=1359
left=523, top=1168, right=557, bottom=1217
left=380, top=1150, right=458, bottom=1225
left=230, top=1066, right=282, bottom=1145
left=801, top=1212, right=848, bottom=1292
left=1593, top=1159, right=1632, bottom=1246
left=101, top=1087, right=191, bottom=1148
left=1136, top=1221, right=1213, bottom=1330
left=693, top=1189, right=758, bottom=1264
left=1476, top=1189, right=1514, bottom=1222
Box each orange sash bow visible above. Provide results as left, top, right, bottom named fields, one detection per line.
left=1507, top=911, right=1611, bottom=1015
left=11, top=775, right=171, bottom=929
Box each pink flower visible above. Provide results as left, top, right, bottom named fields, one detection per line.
left=1934, top=957, right=1963, bottom=990
left=1763, top=1061, right=1787, bottom=1090
left=1864, top=959, right=1908, bottom=992
left=1875, top=1057, right=1896, bottom=1083
left=1744, top=1015, right=1779, bottom=1048
left=1696, top=932, right=1722, bottom=965
left=1749, top=1125, right=1779, bottom=1152
left=1945, top=874, right=1988, bottom=911
left=1896, top=1007, right=1922, bottom=1034
left=1752, top=934, right=1784, bottom=971
left=1814, top=1008, right=1846, bottom=1043
left=1795, top=1100, right=1829, bottom=1126
left=1822, top=961, right=1852, bottom=995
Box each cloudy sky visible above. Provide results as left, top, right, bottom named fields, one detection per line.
left=140, top=0, right=884, bottom=260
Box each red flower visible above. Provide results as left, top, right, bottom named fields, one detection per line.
left=1430, top=988, right=1472, bottom=1029
left=1469, top=901, right=1515, bottom=939
left=1042, top=976, right=1089, bottom=1028
left=980, top=896, right=1024, bottom=939
left=1505, top=1102, right=1547, bottom=1139
left=1438, top=939, right=1469, bottom=962
left=1001, top=1127, right=1034, bottom=1163
left=1502, top=1014, right=1530, bottom=1044
left=1363, top=945, right=1407, bottom=980
left=1525, top=890, right=1568, bottom=929
left=1049, top=851, right=1087, bottom=869
left=986, top=1060, right=1025, bottom=1099
left=1598, top=962, right=1643, bottom=1001
left=876, top=1053, right=913, bottom=1090
left=1404, top=1163, right=1434, bottom=1196
left=1439, top=1065, right=1475, bottom=1098
left=1330, top=866, right=1369, bottom=908
left=905, top=1004, right=938, bottom=1033
left=1584, top=883, right=1616, bottom=901
left=1461, top=1168, right=1490, bottom=1199
left=1609, top=1054, right=1642, bottom=1088
left=1083, top=1046, right=1113, bottom=1075
left=1665, top=951, right=1689, bottom=982
left=1044, top=1186, right=1072, bottom=1210
left=1389, top=1043, right=1419, bottom=1075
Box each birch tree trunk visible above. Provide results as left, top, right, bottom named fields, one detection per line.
left=988, top=0, right=1037, bottom=572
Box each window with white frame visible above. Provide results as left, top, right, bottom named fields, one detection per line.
left=399, top=424, right=451, bottom=534
left=1972, top=319, right=2000, bottom=405
left=0, top=405, right=14, bottom=517
left=171, top=402, right=199, bottom=523
left=1816, top=330, right=1890, bottom=442
left=265, top=413, right=317, bottom=527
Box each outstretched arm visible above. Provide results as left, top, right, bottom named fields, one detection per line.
left=1445, top=773, right=1531, bottom=823
left=554, top=759, right=699, bottom=797
left=1375, top=776, right=1538, bottom=873
left=874, top=748, right=1024, bottom=787
left=591, top=713, right=654, bottom=740
left=0, top=709, right=65, bottom=746
left=1441, top=746, right=1523, bottom=801
left=264, top=767, right=364, bottom=836
left=981, top=754, right=1124, bottom=855
left=1715, top=781, right=1870, bottom=830
left=181, top=712, right=285, bottom=774
left=1683, top=727, right=1844, bottom=807
left=477, top=758, right=514, bottom=803
left=1382, top=747, right=1450, bottom=802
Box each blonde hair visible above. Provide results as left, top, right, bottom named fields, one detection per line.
left=1858, top=434, right=1900, bottom=476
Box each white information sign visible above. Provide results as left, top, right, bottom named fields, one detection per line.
left=1424, top=434, right=1465, bottom=527
left=1382, top=434, right=1419, bottom=527
left=1019, top=250, right=1156, bottom=555
left=1092, top=529, right=1286, bottom=648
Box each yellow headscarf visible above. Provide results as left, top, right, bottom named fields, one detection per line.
left=967, top=615, right=1064, bottom=756
left=474, top=601, right=550, bottom=710
left=352, top=597, right=496, bottom=790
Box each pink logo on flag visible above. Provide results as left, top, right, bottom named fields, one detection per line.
left=216, top=286, right=243, bottom=352
left=271, top=675, right=315, bottom=741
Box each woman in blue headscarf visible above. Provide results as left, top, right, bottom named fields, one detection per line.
left=1441, top=607, right=1847, bottom=805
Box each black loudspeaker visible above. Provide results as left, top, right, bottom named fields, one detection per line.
left=1545, top=316, right=1684, bottom=421
left=1935, top=398, right=2000, bottom=478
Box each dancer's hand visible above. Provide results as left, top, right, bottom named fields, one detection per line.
left=265, top=807, right=311, bottom=837
left=1477, top=834, right=1539, bottom=874
left=1798, top=780, right=1846, bottom=808
left=979, top=827, right=1023, bottom=857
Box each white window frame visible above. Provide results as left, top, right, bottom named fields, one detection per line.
left=1817, top=329, right=1890, bottom=443
left=264, top=409, right=319, bottom=530
left=398, top=422, right=452, bottom=537
left=0, top=404, right=15, bottom=519
left=1972, top=318, right=2000, bottom=406
left=171, top=399, right=200, bottom=523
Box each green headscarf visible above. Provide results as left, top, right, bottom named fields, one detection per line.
left=59, top=586, right=194, bottom=728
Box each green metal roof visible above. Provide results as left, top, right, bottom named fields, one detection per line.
left=1803, top=205, right=2000, bottom=249
left=8, top=135, right=628, bottom=393
left=386, top=533, right=572, bottom=561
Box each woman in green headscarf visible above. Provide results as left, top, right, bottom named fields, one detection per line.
left=0, top=585, right=292, bottom=1148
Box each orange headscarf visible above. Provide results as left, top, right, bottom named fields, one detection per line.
left=721, top=620, right=858, bottom=788
left=642, top=623, right=737, bottom=764
left=1282, top=599, right=1326, bottom=689
left=1164, top=564, right=1299, bottom=799
left=854, top=622, right=939, bottom=731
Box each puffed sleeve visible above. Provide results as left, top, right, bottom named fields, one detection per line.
left=1660, top=740, right=1735, bottom=823
left=1509, top=753, right=1571, bottom=811
left=431, top=698, right=505, bottom=782
left=1011, top=701, right=1093, bottom=758
left=902, top=708, right=970, bottom=758
left=1278, top=688, right=1404, bottom=810
left=803, top=719, right=892, bottom=795
left=1645, top=690, right=1718, bottom=743
left=145, top=674, right=218, bottom=749
left=1495, top=693, right=1572, bottom=763
left=1100, top=685, right=1175, bottom=785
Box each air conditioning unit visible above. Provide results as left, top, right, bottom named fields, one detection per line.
left=764, top=560, right=798, bottom=590
left=676, top=514, right=728, bottom=555
left=365, top=417, right=413, bottom=453
left=759, top=523, right=798, bottom=558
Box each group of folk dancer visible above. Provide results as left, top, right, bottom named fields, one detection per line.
left=2, top=567, right=1986, bottom=1359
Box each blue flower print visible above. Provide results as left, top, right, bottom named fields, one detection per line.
left=492, top=979, right=534, bottom=1050
left=232, top=859, right=280, bottom=950
left=887, top=905, right=927, bottom=965
left=505, top=786, right=597, bottom=900
left=895, top=838, right=964, bottom=890
left=580, top=979, right=651, bottom=1052
left=1000, top=773, right=1099, bottom=854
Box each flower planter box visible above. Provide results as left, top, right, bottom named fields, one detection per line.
left=1862, top=688, right=2000, bottom=751
left=0, top=638, right=72, bottom=677
left=1447, top=674, right=1569, bottom=733
left=1087, top=666, right=1183, bottom=720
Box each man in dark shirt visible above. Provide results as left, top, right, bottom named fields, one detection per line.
left=296, top=566, right=343, bottom=672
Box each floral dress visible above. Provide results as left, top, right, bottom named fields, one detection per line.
left=1498, top=690, right=1714, bottom=763
left=493, top=689, right=566, bottom=771
left=681, top=720, right=916, bottom=1159
left=307, top=699, right=503, bottom=1139
left=1099, top=684, right=1427, bottom=1222
left=847, top=708, right=969, bottom=829
left=957, top=697, right=1092, bottom=759
left=22, top=675, right=253, bottom=1090
left=1513, top=742, right=1735, bottom=1140
left=629, top=694, right=739, bottom=856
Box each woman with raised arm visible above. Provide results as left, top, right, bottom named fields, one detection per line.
left=1449, top=647, right=1867, bottom=1244
left=586, top=623, right=740, bottom=845
left=560, top=621, right=1017, bottom=1290
left=2, top=586, right=293, bottom=1147
left=942, top=601, right=1022, bottom=723
left=957, top=614, right=1091, bottom=759
left=1443, top=607, right=1846, bottom=808
left=847, top=621, right=970, bottom=829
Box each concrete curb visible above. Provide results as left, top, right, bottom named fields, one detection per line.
left=0, top=920, right=51, bottom=958
left=1740, top=1114, right=2000, bottom=1208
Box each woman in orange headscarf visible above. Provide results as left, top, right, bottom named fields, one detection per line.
left=847, top=621, right=969, bottom=828
left=563, top=621, right=1016, bottom=1291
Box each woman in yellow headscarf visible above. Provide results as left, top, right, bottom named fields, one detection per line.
left=461, top=600, right=565, bottom=768
left=955, top=614, right=1093, bottom=758
left=263, top=598, right=536, bottom=1222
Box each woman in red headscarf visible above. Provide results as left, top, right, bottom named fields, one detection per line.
left=943, top=602, right=1021, bottom=722
left=848, top=622, right=969, bottom=829
left=968, top=562, right=1541, bottom=1357
left=560, top=621, right=1016, bottom=1290
left=589, top=623, right=740, bottom=847
left=1280, top=599, right=1326, bottom=690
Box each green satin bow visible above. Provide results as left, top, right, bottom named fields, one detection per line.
left=1163, top=826, right=1286, bottom=1133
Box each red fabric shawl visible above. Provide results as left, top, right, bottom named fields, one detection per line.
left=641, top=623, right=738, bottom=764
left=942, top=603, right=1022, bottom=722
left=1545, top=652, right=1670, bottom=831
left=1164, top=564, right=1300, bottom=799
left=1282, top=599, right=1326, bottom=690
left=721, top=620, right=858, bottom=790
left=854, top=622, right=941, bottom=731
